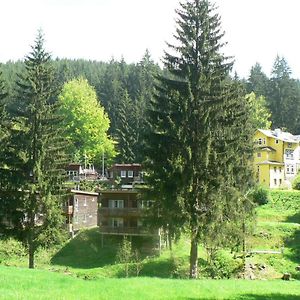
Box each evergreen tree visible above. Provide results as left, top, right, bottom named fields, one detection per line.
left=145, top=0, right=254, bottom=278
left=268, top=56, right=300, bottom=133
left=6, top=31, right=68, bottom=268
left=116, top=89, right=136, bottom=163
left=247, top=63, right=269, bottom=97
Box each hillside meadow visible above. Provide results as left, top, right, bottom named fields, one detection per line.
left=0, top=189, right=299, bottom=299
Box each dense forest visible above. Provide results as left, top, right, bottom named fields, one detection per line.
left=2, top=50, right=300, bottom=166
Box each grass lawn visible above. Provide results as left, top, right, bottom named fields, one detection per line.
left=1, top=266, right=300, bottom=300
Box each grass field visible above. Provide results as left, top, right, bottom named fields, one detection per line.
left=1, top=266, right=300, bottom=300
left=0, top=189, right=299, bottom=299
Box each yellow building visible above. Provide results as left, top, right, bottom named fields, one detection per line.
left=254, top=129, right=300, bottom=188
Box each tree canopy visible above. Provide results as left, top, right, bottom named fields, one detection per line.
left=58, top=77, right=116, bottom=165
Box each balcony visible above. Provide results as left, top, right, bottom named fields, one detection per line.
left=99, top=207, right=142, bottom=217
left=99, top=226, right=158, bottom=236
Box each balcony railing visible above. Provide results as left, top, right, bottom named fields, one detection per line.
left=99, top=226, right=158, bottom=236
left=99, top=207, right=142, bottom=217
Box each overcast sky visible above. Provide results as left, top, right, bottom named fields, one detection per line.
left=1, top=0, right=300, bottom=79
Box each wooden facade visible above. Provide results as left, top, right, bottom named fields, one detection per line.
left=65, top=189, right=99, bottom=234
left=108, top=163, right=143, bottom=185
left=98, top=190, right=157, bottom=236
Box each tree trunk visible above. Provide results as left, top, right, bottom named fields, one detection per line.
left=28, top=228, right=35, bottom=269
left=168, top=233, right=172, bottom=251
left=189, top=236, right=198, bottom=279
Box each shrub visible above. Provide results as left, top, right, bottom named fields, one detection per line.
left=292, top=173, right=300, bottom=190
left=204, top=251, right=243, bottom=279
left=251, top=185, right=270, bottom=205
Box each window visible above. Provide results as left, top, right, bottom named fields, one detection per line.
left=263, top=138, right=266, bottom=145
left=108, top=199, right=124, bottom=208
left=287, top=166, right=290, bottom=174
left=258, top=138, right=263, bottom=145
left=257, top=152, right=261, bottom=158
left=274, top=167, right=277, bottom=173
left=279, top=167, right=282, bottom=173
left=279, top=179, right=282, bottom=185
left=285, top=149, right=294, bottom=159
left=274, top=179, right=277, bottom=185
left=128, top=170, right=134, bottom=178
left=288, top=143, right=292, bottom=148
left=275, top=139, right=279, bottom=144
left=291, top=166, right=295, bottom=174
left=110, top=218, right=124, bottom=228
left=121, top=170, right=126, bottom=178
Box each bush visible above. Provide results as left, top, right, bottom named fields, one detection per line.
left=251, top=185, right=270, bottom=205
left=292, top=173, right=300, bottom=190
left=0, top=238, right=26, bottom=263
left=204, top=251, right=243, bottom=279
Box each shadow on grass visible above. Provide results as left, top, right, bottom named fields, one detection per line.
left=285, top=212, right=300, bottom=224
left=51, top=229, right=157, bottom=269
left=51, top=229, right=119, bottom=268
left=236, top=294, right=300, bottom=300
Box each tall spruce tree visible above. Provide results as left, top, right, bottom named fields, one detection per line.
left=247, top=63, right=269, bottom=97
left=116, top=89, right=136, bottom=163
left=8, top=31, right=68, bottom=268
left=268, top=56, right=300, bottom=133
left=145, top=0, right=254, bottom=278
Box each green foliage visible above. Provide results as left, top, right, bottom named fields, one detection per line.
left=58, top=77, right=116, bottom=165
left=267, top=56, right=300, bottom=133
left=116, top=237, right=133, bottom=277
left=204, top=251, right=243, bottom=279
left=251, top=185, right=270, bottom=205
left=246, top=92, right=272, bottom=129
left=144, top=0, right=255, bottom=278
left=0, top=31, right=69, bottom=268
left=0, top=238, right=26, bottom=263
left=292, top=173, right=300, bottom=190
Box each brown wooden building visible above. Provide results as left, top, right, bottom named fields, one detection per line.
left=108, top=163, right=143, bottom=185
left=98, top=189, right=158, bottom=237
left=65, top=189, right=99, bottom=235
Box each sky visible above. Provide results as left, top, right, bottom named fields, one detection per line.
left=1, top=0, right=300, bottom=79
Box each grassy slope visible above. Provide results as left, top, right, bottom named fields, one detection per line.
left=250, top=190, right=300, bottom=279
left=0, top=189, right=299, bottom=299
left=1, top=266, right=300, bottom=300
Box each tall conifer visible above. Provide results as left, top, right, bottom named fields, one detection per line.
left=7, top=31, right=68, bottom=268
left=145, top=0, right=254, bottom=278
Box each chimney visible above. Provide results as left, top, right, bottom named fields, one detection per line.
left=274, top=128, right=282, bottom=137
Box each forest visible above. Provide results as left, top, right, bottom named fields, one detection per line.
left=1, top=47, right=300, bottom=166
left=0, top=0, right=299, bottom=284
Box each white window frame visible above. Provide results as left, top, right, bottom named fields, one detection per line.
left=121, top=170, right=126, bottom=178
left=128, top=170, right=134, bottom=178
left=108, top=199, right=124, bottom=209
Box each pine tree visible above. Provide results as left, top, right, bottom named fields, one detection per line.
left=145, top=0, right=254, bottom=278
left=268, top=56, right=300, bottom=133
left=8, top=31, right=68, bottom=268
left=247, top=63, right=269, bottom=97
left=116, top=89, right=136, bottom=163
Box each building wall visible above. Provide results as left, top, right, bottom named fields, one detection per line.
left=72, top=193, right=98, bottom=231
